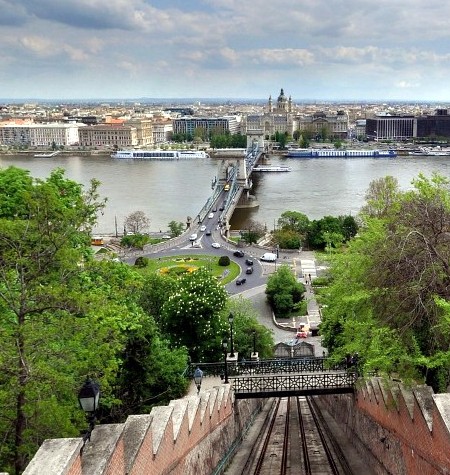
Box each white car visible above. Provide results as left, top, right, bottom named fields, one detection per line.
left=211, top=242, right=221, bottom=249
left=208, top=212, right=214, bottom=218
left=200, top=225, right=207, bottom=232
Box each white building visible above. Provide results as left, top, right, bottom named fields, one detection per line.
left=0, top=122, right=80, bottom=147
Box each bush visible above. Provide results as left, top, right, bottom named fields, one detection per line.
left=134, top=256, right=149, bottom=267
left=218, top=255, right=230, bottom=266
left=311, top=276, right=330, bottom=286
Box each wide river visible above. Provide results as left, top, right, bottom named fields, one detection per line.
left=1, top=153, right=449, bottom=234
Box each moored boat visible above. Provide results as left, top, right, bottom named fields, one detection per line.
left=253, top=166, right=292, bottom=172
left=111, top=150, right=209, bottom=159
left=286, top=148, right=397, bottom=158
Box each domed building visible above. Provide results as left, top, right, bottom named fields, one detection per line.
left=245, top=88, right=296, bottom=139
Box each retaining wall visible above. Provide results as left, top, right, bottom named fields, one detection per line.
left=317, top=377, right=450, bottom=475
left=23, top=385, right=264, bottom=475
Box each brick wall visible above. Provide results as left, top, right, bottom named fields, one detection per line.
left=23, top=384, right=264, bottom=475
left=317, top=377, right=450, bottom=475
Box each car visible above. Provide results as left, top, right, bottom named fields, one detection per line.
left=245, top=267, right=253, bottom=274
left=205, top=229, right=212, bottom=236
left=212, top=207, right=217, bottom=212
left=211, top=242, right=221, bottom=249
left=219, top=203, right=225, bottom=211
left=192, top=240, right=201, bottom=248
left=233, top=250, right=244, bottom=257
left=245, top=258, right=254, bottom=266
left=200, top=225, right=206, bottom=232
left=208, top=212, right=214, bottom=219
left=189, top=233, right=198, bottom=241
left=236, top=278, right=247, bottom=285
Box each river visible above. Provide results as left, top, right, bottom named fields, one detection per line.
left=1, top=153, right=449, bottom=234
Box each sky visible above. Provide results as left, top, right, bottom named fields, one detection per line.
left=2, top=0, right=450, bottom=102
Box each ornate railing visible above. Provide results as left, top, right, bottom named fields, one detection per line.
left=231, top=372, right=358, bottom=399
left=187, top=357, right=350, bottom=379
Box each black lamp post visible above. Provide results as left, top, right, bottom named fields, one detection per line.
left=222, top=339, right=229, bottom=384
left=228, top=313, right=235, bottom=358
left=78, top=379, right=100, bottom=450
left=193, top=367, right=203, bottom=394
left=252, top=330, right=256, bottom=355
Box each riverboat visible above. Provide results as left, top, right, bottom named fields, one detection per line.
left=409, top=147, right=450, bottom=156
left=253, top=166, right=292, bottom=172
left=286, top=148, right=397, bottom=158
left=111, top=150, right=209, bottom=159
left=34, top=151, right=60, bottom=158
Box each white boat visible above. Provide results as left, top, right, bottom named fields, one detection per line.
left=111, top=150, right=209, bottom=159
left=409, top=147, right=450, bottom=156
left=286, top=148, right=397, bottom=158
left=34, top=151, right=60, bottom=157
left=253, top=166, right=292, bottom=172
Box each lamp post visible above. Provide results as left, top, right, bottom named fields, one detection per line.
left=228, top=313, right=235, bottom=358
left=222, top=339, right=229, bottom=384
left=78, top=379, right=100, bottom=451
left=193, top=367, right=203, bottom=394
left=252, top=330, right=256, bottom=356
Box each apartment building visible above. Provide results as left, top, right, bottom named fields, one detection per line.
left=78, top=124, right=138, bottom=148
left=173, top=116, right=240, bottom=137
left=152, top=119, right=173, bottom=144
left=0, top=122, right=79, bottom=147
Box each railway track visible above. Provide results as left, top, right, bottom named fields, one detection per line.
left=249, top=396, right=352, bottom=475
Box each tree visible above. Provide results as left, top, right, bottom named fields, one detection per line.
left=320, top=172, right=450, bottom=391
left=0, top=168, right=108, bottom=473
left=168, top=220, right=184, bottom=237
left=277, top=211, right=310, bottom=234
left=360, top=176, right=400, bottom=219
left=240, top=219, right=265, bottom=244
left=139, top=273, right=177, bottom=323
left=227, top=297, right=274, bottom=359
left=265, top=265, right=305, bottom=317
left=161, top=268, right=229, bottom=361
left=124, top=210, right=150, bottom=234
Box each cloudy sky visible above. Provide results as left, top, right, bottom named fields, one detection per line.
left=2, top=0, right=450, bottom=102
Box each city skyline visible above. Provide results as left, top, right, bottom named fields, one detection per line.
left=2, top=0, right=450, bottom=103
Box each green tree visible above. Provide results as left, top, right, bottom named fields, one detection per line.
left=277, top=211, right=310, bottom=234
left=321, top=173, right=450, bottom=391
left=161, top=268, right=228, bottom=361
left=0, top=168, right=107, bottom=473
left=227, top=297, right=274, bottom=359
left=168, top=220, right=184, bottom=237
left=139, top=273, right=177, bottom=322
left=265, top=265, right=305, bottom=317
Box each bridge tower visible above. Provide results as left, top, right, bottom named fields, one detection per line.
left=246, top=129, right=265, bottom=151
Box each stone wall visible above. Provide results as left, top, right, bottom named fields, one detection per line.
left=23, top=384, right=264, bottom=475
left=317, top=377, right=450, bottom=475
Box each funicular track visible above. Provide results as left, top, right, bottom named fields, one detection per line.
left=249, top=396, right=353, bottom=475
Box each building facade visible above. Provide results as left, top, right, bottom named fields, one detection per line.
left=0, top=122, right=79, bottom=147
left=78, top=124, right=138, bottom=148
left=245, top=89, right=296, bottom=138
left=173, top=116, right=240, bottom=138
left=296, top=111, right=349, bottom=140
left=365, top=116, right=416, bottom=141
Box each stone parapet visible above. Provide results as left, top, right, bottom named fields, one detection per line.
left=23, top=384, right=264, bottom=475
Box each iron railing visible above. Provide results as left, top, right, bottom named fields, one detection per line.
left=187, top=357, right=350, bottom=379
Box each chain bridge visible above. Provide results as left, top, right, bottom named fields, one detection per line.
left=196, top=129, right=267, bottom=233
left=188, top=357, right=359, bottom=399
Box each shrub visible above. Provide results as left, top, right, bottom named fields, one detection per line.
left=134, top=256, right=149, bottom=267
left=218, top=255, right=230, bottom=266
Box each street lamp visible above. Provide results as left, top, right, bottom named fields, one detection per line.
left=193, top=367, right=203, bottom=394
left=252, top=330, right=257, bottom=356
left=222, top=339, right=229, bottom=384
left=78, top=379, right=100, bottom=450
left=228, top=313, right=235, bottom=358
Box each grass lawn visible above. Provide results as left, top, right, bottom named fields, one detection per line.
left=141, top=254, right=240, bottom=284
